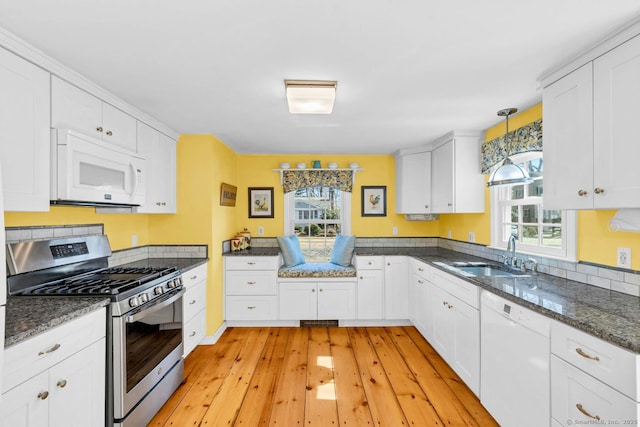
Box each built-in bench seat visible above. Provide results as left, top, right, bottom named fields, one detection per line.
left=278, top=262, right=357, bottom=278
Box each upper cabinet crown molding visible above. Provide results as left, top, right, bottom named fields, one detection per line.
left=0, top=26, right=179, bottom=140
left=539, top=15, right=640, bottom=88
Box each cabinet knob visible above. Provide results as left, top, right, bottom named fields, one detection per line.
left=106, top=130, right=113, bottom=136
left=57, top=379, right=67, bottom=389
left=447, top=203, right=452, bottom=206
left=417, top=280, right=424, bottom=284
left=319, top=288, right=323, bottom=292
left=425, top=204, right=429, bottom=208
left=38, top=391, right=49, bottom=400
left=387, top=263, right=391, bottom=266
left=359, top=276, right=363, bottom=280
left=96, top=126, right=103, bottom=133
left=577, top=189, right=588, bottom=196
left=312, top=288, right=316, bottom=292
left=368, top=261, right=372, bottom=265
left=418, top=267, right=424, bottom=272
left=594, top=187, right=605, bottom=195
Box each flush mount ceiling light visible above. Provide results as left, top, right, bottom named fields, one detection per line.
left=486, top=107, right=534, bottom=188
left=285, top=80, right=337, bottom=114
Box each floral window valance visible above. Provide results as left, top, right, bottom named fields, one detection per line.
left=481, top=119, right=543, bottom=174
left=282, top=169, right=354, bottom=193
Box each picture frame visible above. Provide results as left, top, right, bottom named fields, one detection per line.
left=361, top=186, right=387, bottom=217
left=248, top=187, right=274, bottom=218
left=220, top=183, right=237, bottom=206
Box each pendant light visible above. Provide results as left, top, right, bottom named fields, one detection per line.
left=486, top=108, right=534, bottom=187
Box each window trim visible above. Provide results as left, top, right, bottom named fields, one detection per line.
left=489, top=152, right=577, bottom=261
left=284, top=190, right=351, bottom=237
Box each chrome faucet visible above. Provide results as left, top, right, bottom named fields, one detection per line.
left=507, top=234, right=517, bottom=266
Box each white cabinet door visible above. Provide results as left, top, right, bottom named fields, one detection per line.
left=427, top=283, right=453, bottom=356
left=411, top=273, right=429, bottom=338
left=0, top=371, right=49, bottom=427
left=448, top=295, right=480, bottom=395
left=136, top=122, right=177, bottom=213
left=48, top=338, right=105, bottom=427
left=431, top=140, right=454, bottom=213
left=384, top=256, right=409, bottom=319
left=395, top=150, right=431, bottom=214
left=543, top=63, right=594, bottom=210
left=357, top=270, right=384, bottom=319
left=279, top=283, right=318, bottom=320
left=0, top=46, right=50, bottom=212
left=318, top=282, right=356, bottom=320
left=593, top=34, right=640, bottom=209
left=51, top=76, right=136, bottom=152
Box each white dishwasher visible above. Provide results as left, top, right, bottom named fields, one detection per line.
left=480, top=291, right=551, bottom=427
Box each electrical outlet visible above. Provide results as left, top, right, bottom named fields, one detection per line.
left=258, top=226, right=264, bottom=236
left=468, top=232, right=475, bottom=243
left=392, top=226, right=398, bottom=235
left=447, top=230, right=452, bottom=239
left=617, top=247, right=631, bottom=268
left=131, top=234, right=138, bottom=247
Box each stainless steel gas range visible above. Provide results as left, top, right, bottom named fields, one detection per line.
left=6, top=235, right=185, bottom=427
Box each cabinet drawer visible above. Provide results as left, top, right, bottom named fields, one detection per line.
left=551, top=320, right=639, bottom=400
left=184, top=281, right=207, bottom=322
left=355, top=256, right=383, bottom=270
left=183, top=310, right=206, bottom=357
left=3, top=308, right=106, bottom=393
left=410, top=259, right=431, bottom=280
left=182, top=263, right=208, bottom=289
left=551, top=356, right=639, bottom=426
left=431, top=268, right=479, bottom=309
left=226, top=296, right=278, bottom=320
left=225, top=256, right=279, bottom=271
left=226, top=271, right=277, bottom=295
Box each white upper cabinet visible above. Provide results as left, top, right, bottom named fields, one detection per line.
left=542, top=33, right=640, bottom=209
left=430, top=131, right=484, bottom=214
left=394, top=149, right=431, bottom=214
left=0, top=46, right=50, bottom=212
left=52, top=76, right=137, bottom=152
left=136, top=121, right=177, bottom=213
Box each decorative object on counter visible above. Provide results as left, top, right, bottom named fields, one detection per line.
left=282, top=169, right=354, bottom=193
left=349, top=162, right=359, bottom=169
left=296, top=162, right=306, bottom=169
left=279, top=162, right=290, bottom=169
left=361, top=186, right=387, bottom=216
left=220, top=183, right=237, bottom=206
left=238, top=228, right=251, bottom=249
left=312, top=160, right=321, bottom=168
left=248, top=187, right=274, bottom=218
left=231, top=236, right=243, bottom=252
left=481, top=118, right=542, bottom=174
left=327, top=162, right=338, bottom=169
left=486, top=108, right=535, bottom=187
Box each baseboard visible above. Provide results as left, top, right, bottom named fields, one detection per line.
left=200, top=322, right=228, bottom=345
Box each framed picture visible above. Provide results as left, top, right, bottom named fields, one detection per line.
left=248, top=187, right=274, bottom=218
left=220, top=183, right=237, bottom=206
left=361, top=186, right=387, bottom=216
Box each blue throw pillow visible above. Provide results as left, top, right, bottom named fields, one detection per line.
left=276, top=235, right=306, bottom=267
left=330, top=234, right=356, bottom=267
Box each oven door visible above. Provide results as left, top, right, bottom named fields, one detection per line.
left=112, top=288, right=184, bottom=420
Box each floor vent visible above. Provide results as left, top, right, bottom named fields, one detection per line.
left=300, top=320, right=339, bottom=327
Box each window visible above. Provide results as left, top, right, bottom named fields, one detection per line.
left=284, top=186, right=351, bottom=262
left=490, top=152, right=576, bottom=260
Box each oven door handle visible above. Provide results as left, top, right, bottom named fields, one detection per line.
left=124, top=288, right=185, bottom=323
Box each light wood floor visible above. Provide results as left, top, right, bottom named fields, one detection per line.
left=149, top=326, right=498, bottom=426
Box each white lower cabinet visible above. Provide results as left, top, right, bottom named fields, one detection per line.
left=409, top=259, right=430, bottom=337
left=356, top=256, right=384, bottom=320
left=427, top=269, right=480, bottom=396
left=384, top=256, right=409, bottom=319
left=279, top=281, right=356, bottom=320
left=225, top=256, right=279, bottom=322
left=1, top=309, right=106, bottom=427
left=550, top=320, right=640, bottom=426
left=182, top=263, right=208, bottom=357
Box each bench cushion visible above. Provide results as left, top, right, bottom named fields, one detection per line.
left=278, top=262, right=357, bottom=278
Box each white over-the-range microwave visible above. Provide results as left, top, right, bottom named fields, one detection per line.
left=50, top=128, right=146, bottom=207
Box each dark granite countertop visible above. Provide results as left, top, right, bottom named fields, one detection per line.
left=226, top=246, right=640, bottom=353
left=4, top=258, right=209, bottom=348
left=224, top=248, right=280, bottom=257
left=4, top=296, right=110, bottom=348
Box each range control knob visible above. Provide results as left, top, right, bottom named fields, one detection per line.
left=139, top=293, right=149, bottom=303
left=128, top=297, right=140, bottom=308
left=154, top=286, right=164, bottom=296
left=175, top=277, right=183, bottom=286
left=167, top=279, right=176, bottom=288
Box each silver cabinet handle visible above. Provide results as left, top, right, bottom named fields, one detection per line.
left=247, top=306, right=256, bottom=310
left=189, top=331, right=196, bottom=337
left=57, top=379, right=67, bottom=388
left=247, top=281, right=256, bottom=285
left=189, top=299, right=197, bottom=305
left=38, top=343, right=61, bottom=356
left=37, top=391, right=49, bottom=400
left=190, top=275, right=198, bottom=280
left=247, top=262, right=256, bottom=265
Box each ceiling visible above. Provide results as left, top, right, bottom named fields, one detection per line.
left=0, top=1, right=639, bottom=154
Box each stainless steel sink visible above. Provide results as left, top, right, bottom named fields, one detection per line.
left=455, top=265, right=520, bottom=277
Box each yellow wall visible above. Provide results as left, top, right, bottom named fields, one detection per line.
left=235, top=154, right=440, bottom=238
